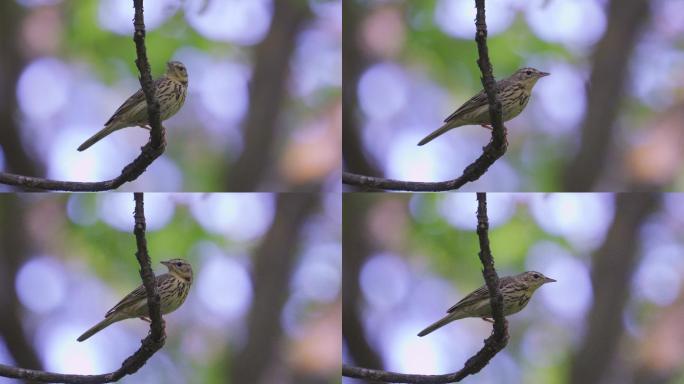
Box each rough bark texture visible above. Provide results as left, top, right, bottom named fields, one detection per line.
left=342, top=192, right=508, bottom=383
left=342, top=0, right=507, bottom=192
left=0, top=0, right=165, bottom=191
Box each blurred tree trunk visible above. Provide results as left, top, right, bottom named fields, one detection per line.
left=342, top=0, right=382, bottom=180
left=342, top=194, right=384, bottom=377
left=0, top=2, right=44, bottom=178
left=225, top=0, right=311, bottom=191
left=563, top=0, right=650, bottom=191
left=230, top=193, right=319, bottom=384
left=0, top=196, right=44, bottom=374
left=569, top=193, right=660, bottom=384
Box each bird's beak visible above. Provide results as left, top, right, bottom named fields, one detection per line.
left=539, top=71, right=550, bottom=77
left=544, top=277, right=556, bottom=283
left=161, top=260, right=170, bottom=267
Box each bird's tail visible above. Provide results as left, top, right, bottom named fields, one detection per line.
left=417, top=312, right=463, bottom=337
left=417, top=121, right=460, bottom=146
left=77, top=316, right=118, bottom=342
left=77, top=124, right=120, bottom=151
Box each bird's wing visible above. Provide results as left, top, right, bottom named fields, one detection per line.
left=443, top=79, right=510, bottom=123
left=104, top=77, right=163, bottom=126
left=443, top=89, right=488, bottom=123
left=446, top=276, right=513, bottom=313
left=104, top=273, right=170, bottom=318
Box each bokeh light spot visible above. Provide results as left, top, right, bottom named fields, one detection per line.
left=196, top=244, right=252, bottom=320
left=358, top=62, right=408, bottom=120
left=185, top=0, right=272, bottom=45
left=17, top=58, right=69, bottom=120
left=16, top=257, right=66, bottom=314
left=360, top=253, right=408, bottom=310
left=189, top=194, right=274, bottom=241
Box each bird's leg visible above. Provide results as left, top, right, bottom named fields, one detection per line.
left=140, top=316, right=151, bottom=323
left=481, top=124, right=493, bottom=130
left=139, top=124, right=151, bottom=131
left=481, top=317, right=495, bottom=323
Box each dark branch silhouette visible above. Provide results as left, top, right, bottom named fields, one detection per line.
left=342, top=0, right=507, bottom=192
left=342, top=192, right=509, bottom=383
left=0, top=0, right=164, bottom=192
left=0, top=192, right=166, bottom=383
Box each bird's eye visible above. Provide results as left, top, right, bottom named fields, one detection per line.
left=175, top=262, right=183, bottom=267
left=525, top=70, right=532, bottom=76
left=532, top=273, right=540, bottom=279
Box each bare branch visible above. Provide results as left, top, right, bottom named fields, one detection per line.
left=342, top=192, right=508, bottom=383
left=342, top=0, right=506, bottom=192
left=0, top=192, right=166, bottom=383
left=0, top=0, right=165, bottom=192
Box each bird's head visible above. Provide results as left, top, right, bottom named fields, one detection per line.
left=510, top=67, right=549, bottom=90
left=162, top=258, right=193, bottom=282
left=166, top=61, right=188, bottom=84
left=519, top=270, right=556, bottom=290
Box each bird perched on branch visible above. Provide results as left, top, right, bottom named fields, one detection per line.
left=417, top=67, right=549, bottom=146
left=77, top=259, right=193, bottom=342
left=77, top=61, right=188, bottom=151
left=418, top=271, right=555, bottom=337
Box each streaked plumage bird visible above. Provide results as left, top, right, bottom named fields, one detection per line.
left=418, top=271, right=555, bottom=337
left=77, top=259, right=193, bottom=342
left=77, top=61, right=188, bottom=151
left=417, top=67, right=549, bottom=146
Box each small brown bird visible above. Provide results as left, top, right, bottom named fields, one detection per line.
left=77, top=61, right=188, bottom=151
left=418, top=271, right=555, bottom=337
left=418, top=67, right=549, bottom=146
left=77, top=259, right=193, bottom=342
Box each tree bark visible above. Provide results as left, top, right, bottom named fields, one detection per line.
left=226, top=0, right=311, bottom=191
left=0, top=196, right=44, bottom=374
left=0, top=1, right=44, bottom=177
left=563, top=0, right=650, bottom=191
left=569, top=193, right=660, bottom=384
left=230, top=193, right=319, bottom=383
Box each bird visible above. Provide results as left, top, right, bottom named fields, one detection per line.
left=417, top=67, right=549, bottom=146
left=77, top=259, right=193, bottom=342
left=417, top=271, right=555, bottom=337
left=77, top=61, right=189, bottom=151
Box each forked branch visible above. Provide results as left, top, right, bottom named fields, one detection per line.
left=0, top=0, right=164, bottom=192
left=342, top=192, right=509, bottom=383
left=342, top=0, right=506, bottom=192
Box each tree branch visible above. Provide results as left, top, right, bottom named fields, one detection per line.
left=342, top=192, right=508, bottom=383
left=342, top=0, right=506, bottom=192
left=0, top=0, right=165, bottom=192
left=0, top=192, right=166, bottom=383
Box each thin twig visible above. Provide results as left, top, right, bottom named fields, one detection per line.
left=0, top=193, right=166, bottom=383
left=0, top=0, right=165, bottom=192
left=342, top=0, right=506, bottom=192
left=342, top=193, right=508, bottom=383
